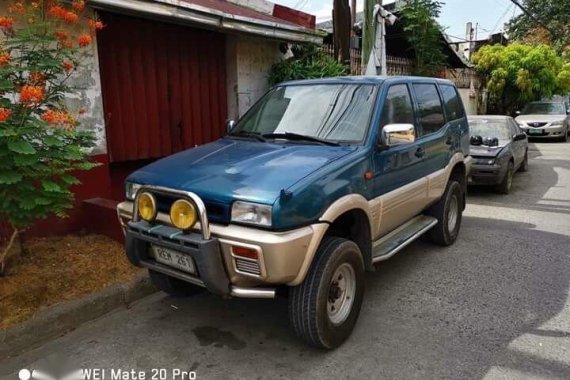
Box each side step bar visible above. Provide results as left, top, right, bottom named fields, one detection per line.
left=372, top=215, right=438, bottom=263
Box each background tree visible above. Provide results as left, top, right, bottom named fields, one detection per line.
left=472, top=43, right=570, bottom=115
left=0, top=0, right=102, bottom=274
left=398, top=0, right=447, bottom=76
left=506, top=0, right=570, bottom=55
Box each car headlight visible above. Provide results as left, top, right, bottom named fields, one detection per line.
left=550, top=121, right=564, bottom=126
left=475, top=158, right=495, bottom=165
left=231, top=201, right=272, bottom=227
left=170, top=199, right=198, bottom=230
left=137, top=192, right=157, bottom=222
left=125, top=182, right=142, bottom=200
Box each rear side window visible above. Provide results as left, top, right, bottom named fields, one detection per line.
left=413, top=83, right=445, bottom=135
left=440, top=84, right=465, bottom=121
left=379, top=84, right=415, bottom=127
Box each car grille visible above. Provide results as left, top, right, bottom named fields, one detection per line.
left=234, top=257, right=262, bottom=276
left=155, top=194, right=230, bottom=225
left=529, top=122, right=548, bottom=128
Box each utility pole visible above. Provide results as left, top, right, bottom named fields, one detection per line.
left=362, top=0, right=378, bottom=70
left=351, top=0, right=357, bottom=31
left=333, top=0, right=351, bottom=65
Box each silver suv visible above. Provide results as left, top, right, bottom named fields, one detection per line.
left=515, top=101, right=570, bottom=142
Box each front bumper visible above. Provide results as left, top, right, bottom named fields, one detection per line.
left=520, top=124, right=567, bottom=139
left=468, top=163, right=507, bottom=185
left=118, top=200, right=325, bottom=296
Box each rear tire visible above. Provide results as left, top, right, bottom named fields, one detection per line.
left=148, top=270, right=204, bottom=297
left=426, top=180, right=463, bottom=246
left=497, top=161, right=514, bottom=194
left=519, top=151, right=529, bottom=172
left=289, top=237, right=365, bottom=349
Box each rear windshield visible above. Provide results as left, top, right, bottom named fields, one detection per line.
left=521, top=102, right=565, bottom=115
left=469, top=118, right=511, bottom=141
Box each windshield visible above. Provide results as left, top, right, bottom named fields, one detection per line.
left=469, top=118, right=512, bottom=141
left=231, top=84, right=378, bottom=143
left=521, top=102, right=565, bottom=115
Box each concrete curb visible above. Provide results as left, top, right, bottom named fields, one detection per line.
left=0, top=271, right=157, bottom=359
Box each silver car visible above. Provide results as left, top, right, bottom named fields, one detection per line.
left=515, top=101, right=570, bottom=142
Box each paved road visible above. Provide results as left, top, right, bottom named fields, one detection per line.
left=1, top=142, right=569, bottom=380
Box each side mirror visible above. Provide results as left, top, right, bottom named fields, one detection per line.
left=226, top=119, right=236, bottom=134
left=381, top=123, right=415, bottom=146
left=513, top=133, right=527, bottom=141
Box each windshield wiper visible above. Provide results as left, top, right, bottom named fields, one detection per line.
left=229, top=131, right=267, bottom=142
left=262, top=132, right=340, bottom=146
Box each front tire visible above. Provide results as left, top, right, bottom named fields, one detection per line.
left=426, top=180, right=463, bottom=246
left=289, top=237, right=365, bottom=349
left=519, top=151, right=529, bottom=172
left=148, top=270, right=204, bottom=298
left=497, top=161, right=514, bottom=194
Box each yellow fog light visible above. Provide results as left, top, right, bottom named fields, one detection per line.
left=137, top=192, right=157, bottom=221
left=170, top=199, right=197, bottom=230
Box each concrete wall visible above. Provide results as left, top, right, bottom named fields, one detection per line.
left=226, top=35, right=283, bottom=119
left=65, top=21, right=107, bottom=155
left=458, top=88, right=478, bottom=116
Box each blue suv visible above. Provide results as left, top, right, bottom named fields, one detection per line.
left=118, top=76, right=472, bottom=349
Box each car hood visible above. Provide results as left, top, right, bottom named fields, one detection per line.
left=127, top=138, right=357, bottom=205
left=516, top=114, right=566, bottom=123
left=470, top=144, right=507, bottom=158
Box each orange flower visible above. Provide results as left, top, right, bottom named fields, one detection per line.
left=63, top=11, right=79, bottom=24
left=88, top=19, right=105, bottom=31
left=49, top=6, right=67, bottom=19
left=72, top=1, right=85, bottom=11
left=8, top=2, right=26, bottom=15
left=31, top=2, right=40, bottom=9
left=78, top=108, right=86, bottom=115
left=54, top=30, right=69, bottom=43
left=63, top=61, right=74, bottom=73
left=78, top=34, right=92, bottom=47
left=41, top=109, right=77, bottom=130
left=0, top=17, right=14, bottom=29
left=29, top=71, right=46, bottom=86
left=20, top=85, right=44, bottom=105
left=0, top=107, right=11, bottom=123
left=0, top=52, right=10, bottom=66
left=62, top=40, right=74, bottom=49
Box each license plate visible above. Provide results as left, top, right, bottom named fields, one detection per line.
left=152, top=245, right=196, bottom=274
left=528, top=129, right=543, bottom=135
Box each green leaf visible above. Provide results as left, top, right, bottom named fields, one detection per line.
left=60, top=174, right=81, bottom=185
left=8, top=140, right=36, bottom=155
left=14, top=154, right=38, bottom=166
left=34, top=197, right=52, bottom=206
left=0, top=171, right=23, bottom=184
left=43, top=136, right=65, bottom=147
left=41, top=180, right=61, bottom=192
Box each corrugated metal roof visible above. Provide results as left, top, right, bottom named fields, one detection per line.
left=179, top=0, right=296, bottom=26
left=90, top=0, right=324, bottom=43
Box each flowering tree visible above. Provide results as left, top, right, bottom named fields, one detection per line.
left=0, top=0, right=103, bottom=273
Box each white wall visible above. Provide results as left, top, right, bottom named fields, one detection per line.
left=226, top=35, right=283, bottom=119
left=458, top=88, right=478, bottom=116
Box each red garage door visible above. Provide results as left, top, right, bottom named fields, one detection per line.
left=97, top=12, right=227, bottom=162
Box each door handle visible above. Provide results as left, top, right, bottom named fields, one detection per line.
left=445, top=136, right=453, bottom=145
left=415, top=147, right=425, bottom=158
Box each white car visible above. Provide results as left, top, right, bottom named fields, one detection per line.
left=516, top=101, right=570, bottom=142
